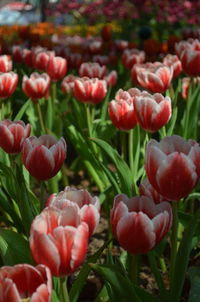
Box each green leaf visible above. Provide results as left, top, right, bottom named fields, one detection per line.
left=170, top=208, right=200, bottom=301
left=69, top=240, right=111, bottom=302
left=0, top=229, right=33, bottom=265
left=188, top=267, right=200, bottom=302
left=14, top=99, right=31, bottom=120
left=51, top=290, right=60, bottom=302
left=92, top=138, right=133, bottom=196
left=90, top=263, right=142, bottom=302
left=166, top=107, right=178, bottom=136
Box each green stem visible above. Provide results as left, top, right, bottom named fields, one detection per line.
left=121, top=131, right=127, bottom=160
left=129, top=129, right=134, bottom=175
left=61, top=165, right=69, bottom=187
left=170, top=202, right=179, bottom=283
left=83, top=160, right=104, bottom=192
left=48, top=176, right=59, bottom=194
left=85, top=104, right=92, bottom=137
left=159, top=257, right=167, bottom=273
left=60, top=277, right=70, bottom=302
left=127, top=253, right=139, bottom=285
left=36, top=103, right=46, bottom=134
left=40, top=181, right=45, bottom=211
left=148, top=251, right=168, bottom=302
left=159, top=126, right=166, bottom=139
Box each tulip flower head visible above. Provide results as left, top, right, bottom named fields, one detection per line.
left=22, top=72, right=51, bottom=103
left=0, top=264, right=52, bottom=302
left=134, top=91, right=171, bottom=132
left=145, top=135, right=200, bottom=200
left=0, top=55, right=12, bottom=72
left=22, top=135, right=66, bottom=180
left=163, top=54, right=182, bottom=78
left=122, top=48, right=145, bottom=69
left=108, top=88, right=139, bottom=131
left=46, top=186, right=100, bottom=237
left=30, top=206, right=89, bottom=276
left=47, top=56, right=67, bottom=81
left=111, top=194, right=172, bottom=254
left=0, top=120, right=31, bottom=154
left=0, top=72, right=18, bottom=99
left=73, top=77, right=107, bottom=105
left=79, top=62, right=107, bottom=79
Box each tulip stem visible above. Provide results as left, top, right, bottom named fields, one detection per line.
left=129, top=129, right=134, bottom=175
left=36, top=103, right=46, bottom=134
left=127, top=253, right=139, bottom=285
left=121, top=131, right=127, bottom=160
left=40, top=181, right=45, bottom=210
left=60, top=277, right=70, bottom=302
left=170, top=202, right=179, bottom=284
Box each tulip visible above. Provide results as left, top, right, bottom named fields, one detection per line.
left=46, top=186, right=100, bottom=237
left=79, top=62, right=107, bottom=79
left=0, top=263, right=52, bottom=302
left=47, top=56, right=67, bottom=81
left=61, top=74, right=77, bottom=94
left=115, top=40, right=129, bottom=52
left=122, top=48, right=145, bottom=69
left=111, top=194, right=172, bottom=254
left=134, top=91, right=171, bottom=132
left=139, top=178, right=166, bottom=204
left=0, top=72, right=18, bottom=99
left=12, top=45, right=24, bottom=64
left=93, top=55, right=110, bottom=66
left=0, top=120, right=31, bottom=154
left=163, top=54, right=182, bottom=78
left=145, top=135, right=200, bottom=200
left=181, top=77, right=200, bottom=100
left=179, top=39, right=200, bottom=76
left=104, top=70, right=117, bottom=87
left=108, top=88, right=139, bottom=131
left=135, top=62, right=173, bottom=93
left=33, top=50, right=55, bottom=71
left=73, top=77, right=107, bottom=105
left=30, top=206, right=89, bottom=276
left=22, top=72, right=51, bottom=103
left=22, top=48, right=34, bottom=68
left=22, top=135, right=66, bottom=180
left=0, top=55, right=12, bottom=72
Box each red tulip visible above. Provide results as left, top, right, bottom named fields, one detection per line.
left=47, top=56, right=67, bottom=81
left=33, top=50, right=55, bottom=71
left=115, top=40, right=129, bottom=52
left=0, top=72, right=18, bottom=99
left=104, top=70, right=117, bottom=87
left=22, top=48, right=34, bottom=68
left=46, top=186, right=100, bottom=237
left=79, top=62, right=107, bottom=79
left=136, top=62, right=173, bottom=93
left=22, top=135, right=66, bottom=180
left=0, top=120, right=31, bottom=154
left=93, top=55, right=110, bottom=66
left=0, top=55, right=12, bottom=72
left=73, top=77, right=107, bottom=105
left=134, top=91, right=171, bottom=132
left=0, top=264, right=52, bottom=302
left=163, top=54, right=182, bottom=78
left=145, top=135, right=200, bottom=200
left=108, top=88, right=139, bottom=131
left=139, top=178, right=166, bottom=204
left=179, top=39, right=200, bottom=76
left=61, top=74, right=77, bottom=94
left=122, top=48, right=145, bottom=69
left=30, top=206, right=89, bottom=276
left=22, top=72, right=50, bottom=103
left=12, top=45, right=23, bottom=64
left=181, top=77, right=200, bottom=100
left=111, top=194, right=172, bottom=254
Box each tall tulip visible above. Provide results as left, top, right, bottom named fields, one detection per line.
left=0, top=72, right=18, bottom=99
left=47, top=56, right=67, bottom=81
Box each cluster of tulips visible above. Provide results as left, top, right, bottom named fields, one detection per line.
left=0, top=25, right=199, bottom=302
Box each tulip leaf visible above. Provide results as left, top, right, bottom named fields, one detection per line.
left=91, top=138, right=133, bottom=196
left=69, top=239, right=112, bottom=302
left=170, top=208, right=200, bottom=301
left=0, top=229, right=33, bottom=265
left=188, top=267, right=200, bottom=302
left=90, top=263, right=143, bottom=302
left=166, top=106, right=178, bottom=136
left=14, top=98, right=31, bottom=121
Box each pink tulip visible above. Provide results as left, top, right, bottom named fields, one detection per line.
left=139, top=178, right=167, bottom=204
left=22, top=135, right=66, bottom=180
left=0, top=264, right=52, bottom=302
left=30, top=206, right=89, bottom=276
left=111, top=194, right=172, bottom=254
left=145, top=135, right=200, bottom=200
left=122, top=48, right=145, bottom=69
left=22, top=72, right=50, bottom=103
left=73, top=77, right=107, bottom=105
left=0, top=72, right=18, bottom=99
left=0, top=120, right=31, bottom=154
left=46, top=186, right=100, bottom=237
left=108, top=88, right=139, bottom=131
left=134, top=91, right=171, bottom=132
left=0, top=55, right=12, bottom=72
left=61, top=74, right=77, bottom=94
left=163, top=54, right=182, bottom=78
left=79, top=62, right=107, bottom=79
left=47, top=56, right=67, bottom=81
